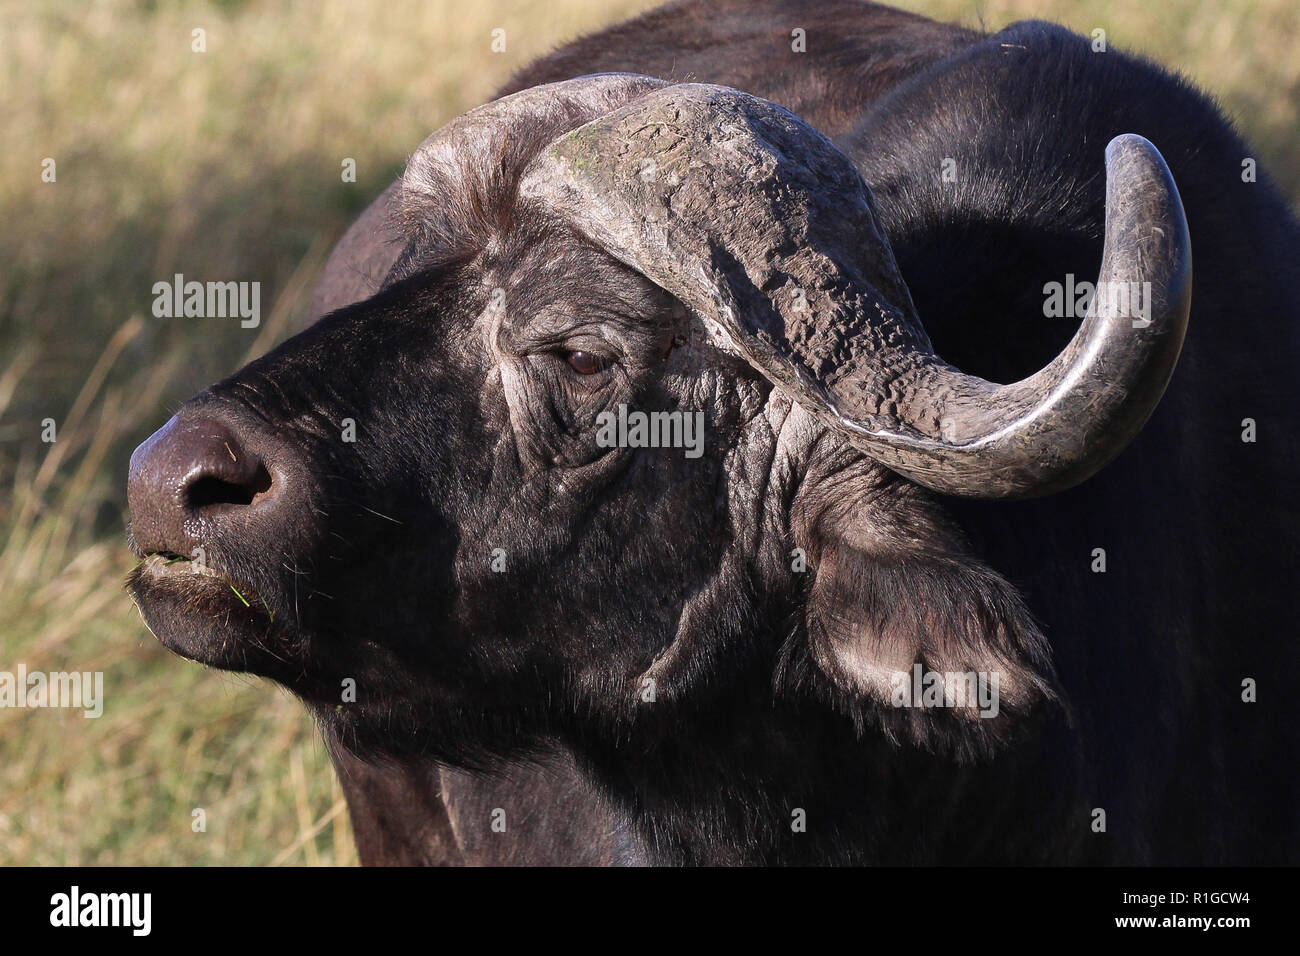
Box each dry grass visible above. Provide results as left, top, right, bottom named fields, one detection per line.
left=2, top=0, right=1295, bottom=865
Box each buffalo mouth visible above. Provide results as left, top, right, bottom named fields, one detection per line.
left=126, top=551, right=288, bottom=674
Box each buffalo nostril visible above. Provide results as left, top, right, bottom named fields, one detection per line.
left=186, top=465, right=272, bottom=510
left=128, top=414, right=279, bottom=557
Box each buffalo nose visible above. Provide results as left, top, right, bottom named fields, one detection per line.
left=128, top=415, right=274, bottom=556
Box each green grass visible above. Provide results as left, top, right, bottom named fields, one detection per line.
left=2, top=0, right=1296, bottom=865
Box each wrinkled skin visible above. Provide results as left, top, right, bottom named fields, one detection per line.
left=128, top=0, right=1300, bottom=865
left=136, top=168, right=1056, bottom=863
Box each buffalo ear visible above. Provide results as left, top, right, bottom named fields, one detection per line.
left=784, top=478, right=1059, bottom=758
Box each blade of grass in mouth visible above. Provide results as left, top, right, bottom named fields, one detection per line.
left=230, top=584, right=251, bottom=607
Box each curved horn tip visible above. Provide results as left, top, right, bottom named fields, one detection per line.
left=862, top=132, right=1193, bottom=501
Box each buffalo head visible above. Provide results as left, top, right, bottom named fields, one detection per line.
left=127, top=74, right=1190, bottom=765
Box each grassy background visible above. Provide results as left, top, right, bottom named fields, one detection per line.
left=2, top=0, right=1296, bottom=865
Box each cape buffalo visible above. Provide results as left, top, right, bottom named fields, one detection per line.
left=127, top=0, right=1300, bottom=865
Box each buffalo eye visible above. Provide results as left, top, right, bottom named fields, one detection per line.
left=565, top=350, right=608, bottom=375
